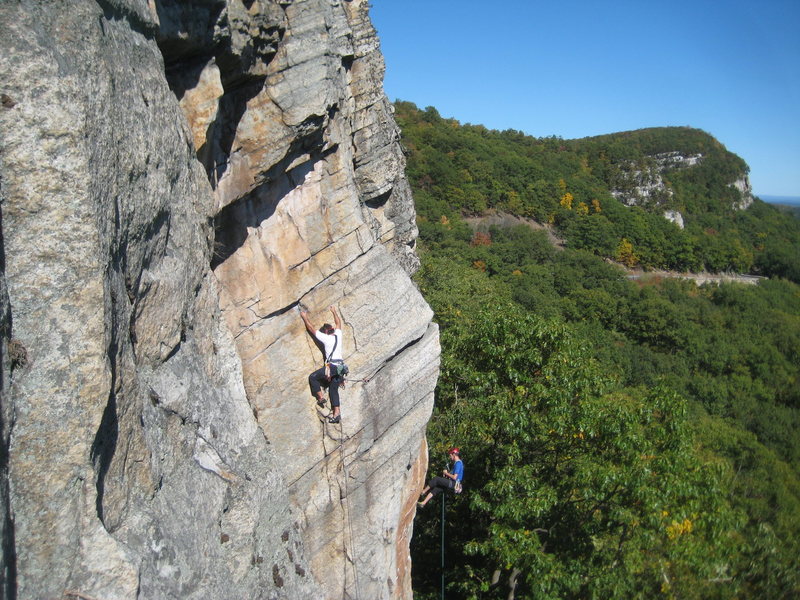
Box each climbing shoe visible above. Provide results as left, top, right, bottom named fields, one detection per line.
left=328, top=415, right=340, bottom=424
left=316, top=397, right=326, bottom=407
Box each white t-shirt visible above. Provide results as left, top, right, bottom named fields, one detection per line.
left=315, top=329, right=343, bottom=362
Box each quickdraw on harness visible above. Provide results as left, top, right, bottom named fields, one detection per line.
left=324, top=333, right=349, bottom=386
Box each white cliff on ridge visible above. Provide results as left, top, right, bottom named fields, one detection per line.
left=0, top=1, right=438, bottom=599
left=610, top=150, right=754, bottom=224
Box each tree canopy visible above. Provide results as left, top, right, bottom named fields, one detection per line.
left=403, top=101, right=800, bottom=599
left=396, top=101, right=800, bottom=281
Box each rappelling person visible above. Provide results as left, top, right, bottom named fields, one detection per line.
left=300, top=305, right=347, bottom=424
left=418, top=447, right=464, bottom=508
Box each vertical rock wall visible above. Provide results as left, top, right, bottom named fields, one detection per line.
left=0, top=1, right=437, bottom=598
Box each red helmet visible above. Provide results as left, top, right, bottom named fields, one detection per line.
left=448, top=447, right=460, bottom=455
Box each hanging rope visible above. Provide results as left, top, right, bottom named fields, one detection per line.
left=304, top=306, right=364, bottom=596
left=441, top=492, right=446, bottom=600
left=330, top=419, right=362, bottom=600
left=340, top=426, right=361, bottom=600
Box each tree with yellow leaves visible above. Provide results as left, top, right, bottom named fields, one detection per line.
left=616, top=237, right=638, bottom=268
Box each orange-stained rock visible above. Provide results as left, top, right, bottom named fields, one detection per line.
left=0, top=1, right=437, bottom=599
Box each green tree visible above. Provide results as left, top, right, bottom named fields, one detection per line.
left=401, top=100, right=800, bottom=598
left=417, top=302, right=742, bottom=599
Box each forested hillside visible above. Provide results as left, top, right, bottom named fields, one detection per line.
left=397, top=101, right=800, bottom=281
left=402, top=102, right=800, bottom=599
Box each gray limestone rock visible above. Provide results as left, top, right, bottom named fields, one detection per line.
left=0, top=0, right=436, bottom=598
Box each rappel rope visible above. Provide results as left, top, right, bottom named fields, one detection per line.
left=319, top=393, right=361, bottom=600
left=335, top=421, right=361, bottom=600
left=441, top=491, right=446, bottom=600
left=315, top=315, right=373, bottom=598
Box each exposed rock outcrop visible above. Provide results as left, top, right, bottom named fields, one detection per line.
left=730, top=175, right=754, bottom=210
left=610, top=151, right=702, bottom=208
left=663, top=209, right=685, bottom=229
left=0, top=1, right=437, bottom=599
left=611, top=150, right=753, bottom=215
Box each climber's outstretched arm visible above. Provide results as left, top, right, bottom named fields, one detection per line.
left=300, top=311, right=316, bottom=335
left=330, top=306, right=342, bottom=330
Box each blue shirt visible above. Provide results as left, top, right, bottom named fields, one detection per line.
left=451, top=459, right=464, bottom=482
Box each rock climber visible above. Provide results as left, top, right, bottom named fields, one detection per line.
left=418, top=447, right=464, bottom=507
left=300, top=305, right=345, bottom=424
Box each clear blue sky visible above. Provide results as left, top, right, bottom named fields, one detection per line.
left=371, top=0, right=800, bottom=198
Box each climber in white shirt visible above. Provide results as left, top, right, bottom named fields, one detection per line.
left=300, top=305, right=345, bottom=423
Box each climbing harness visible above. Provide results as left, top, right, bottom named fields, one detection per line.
left=323, top=334, right=350, bottom=384
left=326, top=360, right=349, bottom=382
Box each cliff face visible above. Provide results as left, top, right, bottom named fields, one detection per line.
left=0, top=1, right=438, bottom=599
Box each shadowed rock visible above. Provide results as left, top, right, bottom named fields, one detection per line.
left=0, top=1, right=437, bottom=598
